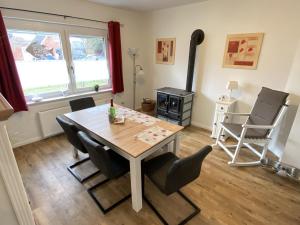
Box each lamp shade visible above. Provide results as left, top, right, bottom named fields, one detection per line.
left=137, top=69, right=144, bottom=75
left=226, top=81, right=238, bottom=90
left=128, top=48, right=138, bottom=56
left=136, top=65, right=144, bottom=75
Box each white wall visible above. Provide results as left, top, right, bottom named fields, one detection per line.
left=145, top=0, right=300, bottom=129
left=281, top=41, right=300, bottom=168
left=1, top=0, right=149, bottom=147
left=0, top=174, right=19, bottom=225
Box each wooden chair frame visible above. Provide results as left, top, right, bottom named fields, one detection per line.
left=214, top=103, right=289, bottom=167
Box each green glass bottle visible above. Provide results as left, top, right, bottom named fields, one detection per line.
left=109, top=99, right=116, bottom=123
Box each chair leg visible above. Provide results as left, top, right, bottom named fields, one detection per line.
left=229, top=128, right=247, bottom=165
left=214, top=126, right=224, bottom=146
left=73, top=147, right=79, bottom=159
left=260, top=142, right=269, bottom=161
left=87, top=177, right=131, bottom=214
left=142, top=163, right=200, bottom=224
left=177, top=191, right=201, bottom=225
left=230, top=139, right=243, bottom=164
left=143, top=190, right=200, bottom=225
left=67, top=157, right=101, bottom=183
left=143, top=196, right=169, bottom=225
left=143, top=173, right=200, bottom=225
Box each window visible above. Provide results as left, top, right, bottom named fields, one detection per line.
left=69, top=35, right=110, bottom=90
left=7, top=22, right=110, bottom=102
left=8, top=30, right=70, bottom=98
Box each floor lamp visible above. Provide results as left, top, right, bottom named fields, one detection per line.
left=128, top=48, right=144, bottom=109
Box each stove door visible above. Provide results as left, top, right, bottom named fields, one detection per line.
left=157, top=92, right=168, bottom=111
left=168, top=95, right=181, bottom=114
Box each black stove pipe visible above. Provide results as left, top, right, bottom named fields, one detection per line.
left=186, top=29, right=205, bottom=92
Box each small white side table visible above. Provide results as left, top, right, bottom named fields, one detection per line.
left=211, top=98, right=237, bottom=140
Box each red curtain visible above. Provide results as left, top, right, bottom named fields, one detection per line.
left=108, top=21, right=124, bottom=94
left=0, top=10, right=28, bottom=112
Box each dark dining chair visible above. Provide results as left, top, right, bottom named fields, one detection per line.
left=56, top=116, right=100, bottom=183
left=69, top=97, right=95, bottom=112
left=77, top=131, right=131, bottom=214
left=143, top=145, right=212, bottom=225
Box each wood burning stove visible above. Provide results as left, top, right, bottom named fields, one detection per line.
left=156, top=87, right=194, bottom=126
left=156, top=29, right=205, bottom=127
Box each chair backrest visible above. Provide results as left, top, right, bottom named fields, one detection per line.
left=247, top=87, right=289, bottom=137
left=77, top=131, right=116, bottom=179
left=165, top=145, right=212, bottom=195
left=56, top=116, right=86, bottom=153
left=69, top=97, right=95, bottom=112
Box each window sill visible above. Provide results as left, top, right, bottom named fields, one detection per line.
left=26, top=88, right=112, bottom=106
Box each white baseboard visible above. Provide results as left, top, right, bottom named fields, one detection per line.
left=191, top=121, right=212, bottom=131
left=12, top=136, right=43, bottom=149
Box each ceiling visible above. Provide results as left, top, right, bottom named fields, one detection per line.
left=88, top=0, right=207, bottom=12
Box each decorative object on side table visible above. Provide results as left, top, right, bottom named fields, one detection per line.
left=226, top=81, right=238, bottom=100
left=156, top=38, right=176, bottom=65
left=223, top=33, right=264, bottom=69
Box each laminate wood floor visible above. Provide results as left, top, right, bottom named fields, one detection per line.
left=14, top=126, right=300, bottom=225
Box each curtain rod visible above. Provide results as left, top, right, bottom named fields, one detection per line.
left=0, top=6, right=122, bottom=25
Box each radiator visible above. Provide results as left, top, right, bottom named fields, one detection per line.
left=38, top=106, right=70, bottom=138
left=38, top=99, right=106, bottom=138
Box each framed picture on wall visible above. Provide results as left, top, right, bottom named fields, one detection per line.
left=223, top=33, right=264, bottom=69
left=156, top=38, right=176, bottom=65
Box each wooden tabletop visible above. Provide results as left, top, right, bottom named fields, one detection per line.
left=64, top=104, right=183, bottom=158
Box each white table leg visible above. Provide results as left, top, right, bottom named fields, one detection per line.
left=173, top=132, right=181, bottom=155
left=167, top=140, right=174, bottom=152
left=129, top=157, right=142, bottom=212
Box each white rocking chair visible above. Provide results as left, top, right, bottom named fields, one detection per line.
left=215, top=87, right=289, bottom=167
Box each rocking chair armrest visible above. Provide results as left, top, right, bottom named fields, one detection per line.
left=223, top=112, right=251, bottom=117
left=242, top=124, right=274, bottom=129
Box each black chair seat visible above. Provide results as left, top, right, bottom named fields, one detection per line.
left=222, top=122, right=268, bottom=139
left=145, top=152, right=179, bottom=194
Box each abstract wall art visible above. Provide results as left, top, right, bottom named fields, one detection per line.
left=223, top=33, right=264, bottom=69
left=156, top=38, right=176, bottom=65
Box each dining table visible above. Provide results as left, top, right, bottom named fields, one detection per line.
left=64, top=103, right=184, bottom=212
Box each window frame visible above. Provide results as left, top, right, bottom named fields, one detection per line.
left=5, top=19, right=111, bottom=102
left=64, top=26, right=111, bottom=95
